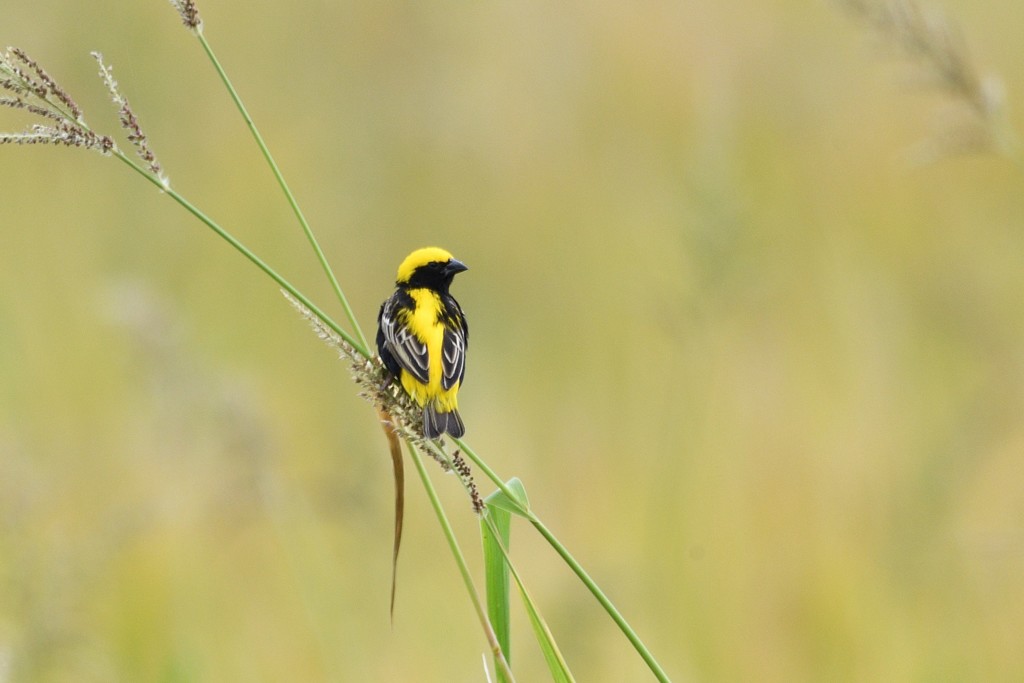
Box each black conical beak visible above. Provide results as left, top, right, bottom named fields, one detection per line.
left=445, top=259, right=468, bottom=275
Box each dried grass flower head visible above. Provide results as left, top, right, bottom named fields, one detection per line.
left=168, top=0, right=202, bottom=31
left=839, top=0, right=1018, bottom=161
left=92, top=52, right=166, bottom=185
left=0, top=46, right=113, bottom=154
left=0, top=47, right=168, bottom=188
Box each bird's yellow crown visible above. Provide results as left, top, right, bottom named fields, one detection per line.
left=396, top=247, right=455, bottom=284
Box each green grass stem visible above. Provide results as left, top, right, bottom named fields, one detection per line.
left=455, top=439, right=669, bottom=682
left=110, top=148, right=367, bottom=359
left=405, top=442, right=515, bottom=682
left=530, top=517, right=669, bottom=682
left=193, top=29, right=370, bottom=355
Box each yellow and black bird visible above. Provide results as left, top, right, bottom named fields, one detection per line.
left=377, top=247, right=469, bottom=439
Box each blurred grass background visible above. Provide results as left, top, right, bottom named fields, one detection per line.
left=2, top=0, right=1024, bottom=680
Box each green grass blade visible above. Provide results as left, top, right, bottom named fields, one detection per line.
left=483, top=477, right=530, bottom=517
left=482, top=512, right=576, bottom=683
left=406, top=444, right=515, bottom=682
left=477, top=473, right=669, bottom=682
left=517, top=581, right=575, bottom=683
left=481, top=505, right=513, bottom=682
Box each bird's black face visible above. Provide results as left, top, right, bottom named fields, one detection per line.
left=406, top=258, right=468, bottom=290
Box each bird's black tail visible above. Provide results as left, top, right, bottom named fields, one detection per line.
left=423, top=405, right=465, bottom=439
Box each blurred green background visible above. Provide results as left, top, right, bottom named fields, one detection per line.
left=3, top=0, right=1024, bottom=680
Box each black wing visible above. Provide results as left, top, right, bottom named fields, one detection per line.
left=377, top=292, right=430, bottom=385
left=440, top=296, right=468, bottom=390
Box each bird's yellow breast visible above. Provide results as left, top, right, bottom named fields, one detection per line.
left=398, top=288, right=460, bottom=411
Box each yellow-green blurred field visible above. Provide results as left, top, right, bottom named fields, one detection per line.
left=3, top=0, right=1024, bottom=680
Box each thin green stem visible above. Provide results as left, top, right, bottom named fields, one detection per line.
left=193, top=29, right=370, bottom=354
left=405, top=442, right=516, bottom=682
left=530, top=518, right=670, bottom=683
left=454, top=437, right=669, bottom=682
left=111, top=149, right=369, bottom=359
